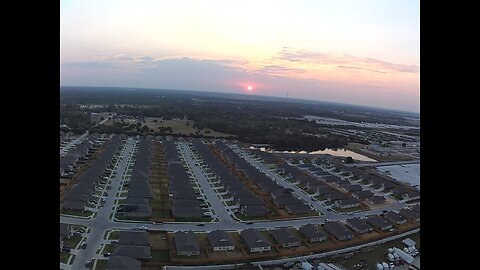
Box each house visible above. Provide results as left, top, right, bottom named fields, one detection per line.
left=323, top=222, right=354, bottom=241
left=341, top=184, right=363, bottom=193
left=392, top=187, right=420, bottom=200
left=299, top=224, right=327, bottom=243
left=241, top=204, right=269, bottom=217
left=112, top=245, right=152, bottom=260
left=174, top=231, right=200, bottom=256
left=334, top=198, right=361, bottom=209
left=325, top=191, right=348, bottom=202
left=60, top=223, right=72, bottom=238
left=410, top=204, right=420, bottom=213
left=365, top=215, right=393, bottom=231
left=270, top=228, right=301, bottom=248
left=123, top=205, right=152, bottom=218
left=346, top=218, right=373, bottom=234
left=384, top=211, right=407, bottom=225
left=118, top=231, right=151, bottom=246
left=353, top=190, right=374, bottom=199
left=366, top=195, right=386, bottom=204
left=285, top=203, right=312, bottom=215
left=107, top=256, right=142, bottom=270
left=208, top=230, right=235, bottom=251
left=172, top=205, right=204, bottom=219
left=270, top=188, right=293, bottom=200
left=62, top=200, right=86, bottom=211
left=399, top=208, right=420, bottom=222
left=240, top=228, right=271, bottom=253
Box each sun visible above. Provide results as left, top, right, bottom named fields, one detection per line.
left=247, top=85, right=253, bottom=91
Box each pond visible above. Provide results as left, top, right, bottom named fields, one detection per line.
left=262, top=147, right=377, bottom=162
left=309, top=148, right=377, bottom=162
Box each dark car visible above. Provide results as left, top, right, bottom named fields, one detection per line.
left=81, top=242, right=87, bottom=249
left=85, top=260, right=91, bottom=268
left=246, top=221, right=254, bottom=225
left=196, top=223, right=205, bottom=226
left=61, top=246, right=71, bottom=252
left=103, top=252, right=111, bottom=257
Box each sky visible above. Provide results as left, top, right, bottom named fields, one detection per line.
left=60, top=0, right=420, bottom=113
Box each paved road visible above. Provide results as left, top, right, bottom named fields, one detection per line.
left=178, top=142, right=235, bottom=224
left=60, top=132, right=89, bottom=156
left=59, top=115, right=112, bottom=156
left=63, top=137, right=135, bottom=270
left=346, top=160, right=419, bottom=168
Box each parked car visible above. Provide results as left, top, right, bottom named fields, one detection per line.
left=246, top=221, right=254, bottom=225
left=196, top=223, right=205, bottom=226
left=81, top=242, right=87, bottom=249
left=103, top=252, right=111, bottom=257
left=61, top=246, right=71, bottom=252
left=85, top=260, right=91, bottom=268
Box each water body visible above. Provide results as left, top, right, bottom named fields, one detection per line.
left=309, top=148, right=377, bottom=162
left=261, top=147, right=377, bottom=162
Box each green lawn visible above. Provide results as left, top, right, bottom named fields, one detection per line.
left=63, top=235, right=83, bottom=248
left=60, top=251, right=71, bottom=264
left=116, top=199, right=126, bottom=204
left=151, top=250, right=171, bottom=263
left=225, top=201, right=237, bottom=206
left=114, top=213, right=150, bottom=221
left=315, top=195, right=326, bottom=201
left=62, top=209, right=94, bottom=218
left=94, top=259, right=108, bottom=270
left=333, top=206, right=364, bottom=213
left=108, top=231, right=119, bottom=240
left=72, top=225, right=87, bottom=232
left=102, top=244, right=115, bottom=254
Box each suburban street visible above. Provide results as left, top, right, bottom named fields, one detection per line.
left=60, top=131, right=89, bottom=156
left=61, top=137, right=135, bottom=270
left=178, top=142, right=236, bottom=225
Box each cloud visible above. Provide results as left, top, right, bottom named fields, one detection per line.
left=275, top=47, right=419, bottom=74
left=257, top=65, right=306, bottom=74
left=60, top=55, right=419, bottom=112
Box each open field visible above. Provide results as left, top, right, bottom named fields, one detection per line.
left=115, top=117, right=232, bottom=138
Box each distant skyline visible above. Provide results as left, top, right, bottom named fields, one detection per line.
left=61, top=0, right=420, bottom=113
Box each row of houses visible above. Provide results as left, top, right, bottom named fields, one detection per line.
left=62, top=136, right=123, bottom=212
left=282, top=162, right=388, bottom=208
left=173, top=216, right=388, bottom=256
left=191, top=140, right=270, bottom=217
left=164, top=141, right=205, bottom=219
left=60, top=134, right=105, bottom=178
left=329, top=160, right=420, bottom=200
left=107, top=230, right=152, bottom=270
left=118, top=138, right=153, bottom=218
left=214, top=141, right=312, bottom=216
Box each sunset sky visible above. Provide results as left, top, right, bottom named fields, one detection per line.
left=60, top=0, right=419, bottom=113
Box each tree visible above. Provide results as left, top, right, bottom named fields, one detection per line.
left=345, top=157, right=354, bottom=164
left=402, top=142, right=407, bottom=147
